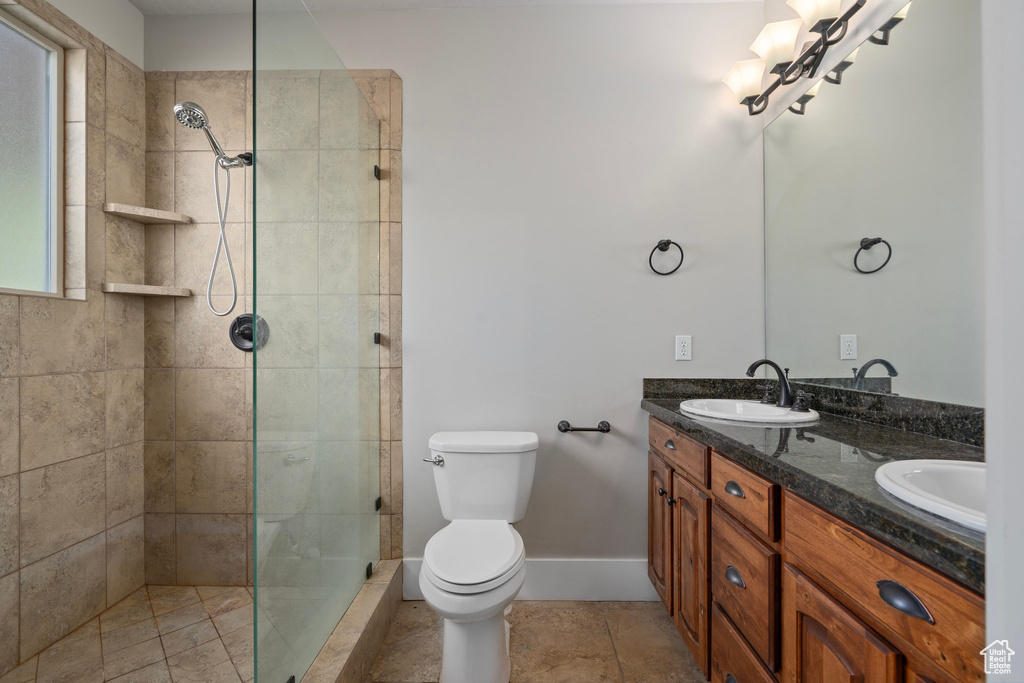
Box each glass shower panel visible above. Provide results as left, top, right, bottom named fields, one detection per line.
left=253, top=2, right=381, bottom=681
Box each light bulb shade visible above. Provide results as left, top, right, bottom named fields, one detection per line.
left=723, top=59, right=767, bottom=103
left=843, top=47, right=860, bottom=65
left=786, top=0, right=841, bottom=26
left=805, top=79, right=823, bottom=97
left=750, top=19, right=804, bottom=69
left=895, top=1, right=911, bottom=20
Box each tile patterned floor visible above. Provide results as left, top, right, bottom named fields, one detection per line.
left=1, top=585, right=254, bottom=683
left=367, top=601, right=708, bottom=683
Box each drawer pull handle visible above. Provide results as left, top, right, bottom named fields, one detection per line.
left=725, top=675, right=738, bottom=683
left=657, top=488, right=667, bottom=497
left=725, top=565, right=746, bottom=589
left=724, top=480, right=745, bottom=498
left=876, top=580, right=935, bottom=624
left=664, top=439, right=676, bottom=450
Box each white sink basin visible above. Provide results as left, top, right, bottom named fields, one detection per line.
left=679, top=399, right=819, bottom=425
left=875, top=460, right=986, bottom=532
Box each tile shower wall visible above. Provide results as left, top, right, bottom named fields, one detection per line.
left=141, top=69, right=404, bottom=580
left=142, top=70, right=252, bottom=587
left=351, top=70, right=404, bottom=562
left=0, top=0, right=146, bottom=674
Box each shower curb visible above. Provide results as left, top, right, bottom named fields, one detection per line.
left=300, top=559, right=403, bottom=683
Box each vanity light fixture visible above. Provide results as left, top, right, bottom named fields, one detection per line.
left=824, top=47, right=859, bottom=84
left=788, top=80, right=823, bottom=115
left=724, top=0, right=866, bottom=115
left=724, top=59, right=769, bottom=113
left=869, top=2, right=911, bottom=45
left=750, top=19, right=804, bottom=78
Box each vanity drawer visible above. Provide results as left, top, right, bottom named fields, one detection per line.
left=711, top=506, right=780, bottom=671
left=649, top=417, right=709, bottom=487
left=711, top=452, right=778, bottom=541
left=783, top=493, right=984, bottom=683
left=710, top=603, right=775, bottom=683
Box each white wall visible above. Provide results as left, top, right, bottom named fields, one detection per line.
left=48, top=0, right=144, bottom=67
left=313, top=4, right=766, bottom=597
left=764, top=0, right=984, bottom=407
left=145, top=14, right=250, bottom=72
left=983, top=0, right=1024, bottom=676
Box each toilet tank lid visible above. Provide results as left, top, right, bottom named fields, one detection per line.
left=429, top=431, right=539, bottom=453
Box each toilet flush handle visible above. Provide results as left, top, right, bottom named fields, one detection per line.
left=423, top=454, right=445, bottom=467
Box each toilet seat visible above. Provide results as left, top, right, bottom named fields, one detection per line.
left=423, top=520, right=525, bottom=595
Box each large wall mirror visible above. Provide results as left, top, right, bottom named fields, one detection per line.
left=764, top=0, right=983, bottom=407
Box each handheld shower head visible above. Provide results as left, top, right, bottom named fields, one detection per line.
left=174, top=101, right=209, bottom=130
left=173, top=100, right=238, bottom=162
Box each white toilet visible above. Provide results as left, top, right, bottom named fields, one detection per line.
left=419, top=431, right=539, bottom=683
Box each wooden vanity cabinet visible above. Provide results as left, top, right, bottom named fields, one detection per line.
left=781, top=563, right=902, bottom=683
left=648, top=451, right=673, bottom=610
left=672, top=470, right=710, bottom=672
left=645, top=416, right=985, bottom=683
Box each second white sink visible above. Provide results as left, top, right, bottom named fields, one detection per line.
left=875, top=459, right=986, bottom=532
left=679, top=399, right=819, bottom=425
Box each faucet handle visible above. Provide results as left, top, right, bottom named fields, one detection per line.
left=756, top=384, right=776, bottom=404
left=791, top=390, right=815, bottom=413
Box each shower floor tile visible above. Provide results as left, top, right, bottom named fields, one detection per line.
left=10, top=586, right=254, bottom=683
left=366, top=601, right=707, bottom=683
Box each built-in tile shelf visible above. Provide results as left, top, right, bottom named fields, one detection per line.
left=103, top=203, right=193, bottom=225
left=102, top=283, right=191, bottom=297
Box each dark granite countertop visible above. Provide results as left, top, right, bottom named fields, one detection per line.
left=641, top=397, right=985, bottom=594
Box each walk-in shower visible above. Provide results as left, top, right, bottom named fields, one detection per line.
left=174, top=100, right=251, bottom=317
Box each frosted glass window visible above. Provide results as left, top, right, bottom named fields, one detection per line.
left=0, top=14, right=60, bottom=294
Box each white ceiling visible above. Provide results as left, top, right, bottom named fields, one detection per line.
left=127, top=0, right=752, bottom=16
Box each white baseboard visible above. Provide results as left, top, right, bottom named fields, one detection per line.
left=402, top=557, right=660, bottom=602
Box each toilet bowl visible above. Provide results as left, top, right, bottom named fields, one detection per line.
left=420, top=432, right=538, bottom=683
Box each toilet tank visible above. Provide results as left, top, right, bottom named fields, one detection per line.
left=427, top=431, right=538, bottom=522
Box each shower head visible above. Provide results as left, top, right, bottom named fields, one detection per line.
left=174, top=101, right=209, bottom=130
left=172, top=101, right=252, bottom=169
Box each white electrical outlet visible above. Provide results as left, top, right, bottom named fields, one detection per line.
left=840, top=334, right=857, bottom=360
left=675, top=335, right=692, bottom=361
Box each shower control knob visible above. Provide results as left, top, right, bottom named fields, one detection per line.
left=229, top=314, right=269, bottom=352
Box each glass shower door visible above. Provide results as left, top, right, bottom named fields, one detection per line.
left=252, top=2, right=382, bottom=681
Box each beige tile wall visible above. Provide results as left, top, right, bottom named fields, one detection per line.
left=0, top=0, right=147, bottom=675
left=142, top=71, right=252, bottom=588
left=351, top=71, right=404, bottom=562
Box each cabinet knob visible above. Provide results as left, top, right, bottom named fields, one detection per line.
left=724, top=480, right=745, bottom=499
left=876, top=580, right=934, bottom=624
left=657, top=488, right=667, bottom=497
left=667, top=497, right=677, bottom=506
left=725, top=565, right=746, bottom=589
left=725, top=675, right=739, bottom=683
left=664, top=439, right=676, bottom=450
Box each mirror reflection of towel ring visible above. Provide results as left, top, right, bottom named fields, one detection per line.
left=854, top=237, right=891, bottom=274
left=649, top=239, right=684, bottom=276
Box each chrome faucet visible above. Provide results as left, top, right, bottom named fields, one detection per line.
left=746, top=359, right=795, bottom=407
left=853, top=358, right=898, bottom=391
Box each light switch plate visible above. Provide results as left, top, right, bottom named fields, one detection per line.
left=675, top=335, right=692, bottom=361
left=840, top=334, right=857, bottom=360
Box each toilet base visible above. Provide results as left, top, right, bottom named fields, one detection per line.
left=439, top=611, right=511, bottom=683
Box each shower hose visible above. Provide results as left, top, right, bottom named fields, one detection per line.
left=208, top=156, right=238, bottom=316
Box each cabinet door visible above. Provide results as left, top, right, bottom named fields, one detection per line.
left=648, top=451, right=673, bottom=612
left=782, top=563, right=902, bottom=683
left=673, top=470, right=710, bottom=674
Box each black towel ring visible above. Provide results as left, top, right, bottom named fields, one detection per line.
left=854, top=237, right=892, bottom=274
left=649, top=239, right=684, bottom=276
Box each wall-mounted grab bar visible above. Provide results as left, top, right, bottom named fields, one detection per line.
left=558, top=420, right=611, bottom=433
